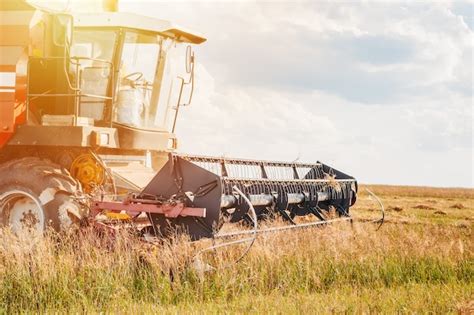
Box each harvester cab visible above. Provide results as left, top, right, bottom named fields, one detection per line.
left=1, top=0, right=204, bottom=188
left=69, top=12, right=203, bottom=144
left=0, top=0, right=361, bottom=241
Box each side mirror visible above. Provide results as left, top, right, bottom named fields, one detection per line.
left=53, top=14, right=73, bottom=47
left=171, top=46, right=196, bottom=133
left=185, top=45, right=194, bottom=74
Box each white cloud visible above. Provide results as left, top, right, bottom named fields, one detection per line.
left=117, top=0, right=473, bottom=187
left=177, top=64, right=340, bottom=161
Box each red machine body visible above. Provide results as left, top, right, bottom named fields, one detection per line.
left=0, top=2, right=32, bottom=149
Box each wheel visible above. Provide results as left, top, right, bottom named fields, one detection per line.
left=0, top=157, right=86, bottom=235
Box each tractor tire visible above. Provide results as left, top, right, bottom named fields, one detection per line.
left=0, top=157, right=87, bottom=235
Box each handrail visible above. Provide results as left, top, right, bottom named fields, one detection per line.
left=28, top=93, right=113, bottom=100
left=26, top=56, right=115, bottom=125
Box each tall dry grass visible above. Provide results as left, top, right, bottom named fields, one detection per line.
left=0, top=222, right=472, bottom=313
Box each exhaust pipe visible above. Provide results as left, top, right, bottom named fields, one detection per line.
left=102, top=0, right=118, bottom=12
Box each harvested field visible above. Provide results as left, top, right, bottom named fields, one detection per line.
left=0, top=184, right=473, bottom=313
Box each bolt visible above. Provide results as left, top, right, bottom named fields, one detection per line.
left=2, top=126, right=8, bottom=131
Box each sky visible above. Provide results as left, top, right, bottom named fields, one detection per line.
left=33, top=0, right=473, bottom=187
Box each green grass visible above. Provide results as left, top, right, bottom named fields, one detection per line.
left=105, top=284, right=472, bottom=314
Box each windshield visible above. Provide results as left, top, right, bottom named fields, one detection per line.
left=115, top=31, right=189, bottom=132
left=121, top=32, right=160, bottom=83
left=115, top=31, right=161, bottom=129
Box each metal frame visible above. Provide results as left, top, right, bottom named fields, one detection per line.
left=73, top=12, right=206, bottom=44
left=90, top=199, right=206, bottom=219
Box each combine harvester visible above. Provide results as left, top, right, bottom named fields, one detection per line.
left=0, top=0, right=363, bottom=241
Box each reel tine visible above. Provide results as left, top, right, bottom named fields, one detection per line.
left=310, top=206, right=326, bottom=222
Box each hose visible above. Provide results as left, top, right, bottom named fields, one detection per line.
left=192, top=186, right=258, bottom=272
left=365, top=188, right=385, bottom=230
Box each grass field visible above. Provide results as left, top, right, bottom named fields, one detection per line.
left=0, top=185, right=472, bottom=313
